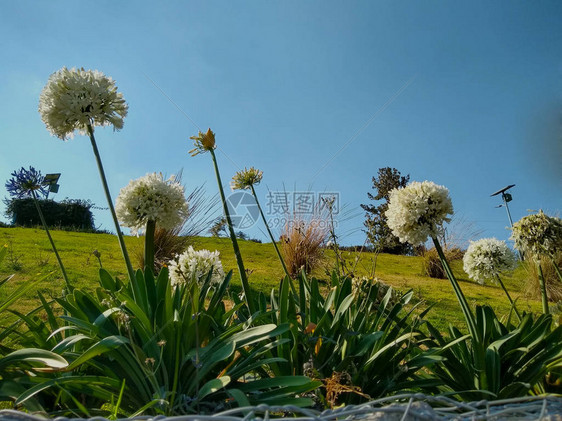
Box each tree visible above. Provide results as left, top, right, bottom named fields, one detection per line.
left=361, top=167, right=412, bottom=255
left=209, top=217, right=227, bottom=237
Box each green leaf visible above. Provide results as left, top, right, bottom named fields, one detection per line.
left=331, top=293, right=355, bottom=328
left=0, top=348, right=68, bottom=370
left=99, top=268, right=117, bottom=291
left=227, top=388, right=251, bottom=407
left=197, top=376, right=230, bottom=400
left=236, top=376, right=312, bottom=392
left=67, top=335, right=128, bottom=370
left=15, top=376, right=122, bottom=406
left=0, top=276, right=44, bottom=314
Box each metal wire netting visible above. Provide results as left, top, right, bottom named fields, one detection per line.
left=2, top=394, right=562, bottom=421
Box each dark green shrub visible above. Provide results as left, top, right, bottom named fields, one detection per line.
left=421, top=306, right=562, bottom=400
left=258, top=272, right=433, bottom=405
left=5, top=198, right=94, bottom=231
left=6, top=268, right=319, bottom=416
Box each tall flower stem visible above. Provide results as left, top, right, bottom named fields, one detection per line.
left=249, top=185, right=292, bottom=282
left=31, top=190, right=71, bottom=291
left=327, top=205, right=341, bottom=277
left=537, top=259, right=549, bottom=314
left=144, top=220, right=156, bottom=275
left=210, top=149, right=255, bottom=314
left=87, top=124, right=135, bottom=283
left=432, top=236, right=478, bottom=339
left=495, top=274, right=521, bottom=321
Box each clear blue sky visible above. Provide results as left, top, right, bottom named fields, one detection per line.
left=1, top=1, right=560, bottom=246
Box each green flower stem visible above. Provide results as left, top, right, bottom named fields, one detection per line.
left=432, top=236, right=478, bottom=340
left=328, top=207, right=341, bottom=277
left=432, top=236, right=488, bottom=389
left=144, top=220, right=156, bottom=275
left=495, top=274, right=521, bottom=321
left=537, top=259, right=549, bottom=314
left=87, top=124, right=135, bottom=283
left=210, top=149, right=255, bottom=314
left=249, top=185, right=292, bottom=282
left=31, top=190, right=71, bottom=291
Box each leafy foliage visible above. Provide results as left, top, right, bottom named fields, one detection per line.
left=5, top=198, right=94, bottom=231
left=255, top=272, right=434, bottom=405
left=361, top=168, right=412, bottom=255
left=421, top=306, right=562, bottom=400
left=7, top=267, right=319, bottom=416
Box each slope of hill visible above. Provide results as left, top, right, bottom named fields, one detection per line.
left=0, top=227, right=540, bottom=330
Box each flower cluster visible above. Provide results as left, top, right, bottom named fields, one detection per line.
left=168, top=246, right=225, bottom=287
left=385, top=181, right=453, bottom=245
left=510, top=210, right=562, bottom=257
left=115, top=173, right=188, bottom=235
left=231, top=167, right=263, bottom=190
left=39, top=67, right=128, bottom=139
left=5, top=166, right=48, bottom=199
left=463, top=238, right=517, bottom=284
left=189, top=128, right=216, bottom=156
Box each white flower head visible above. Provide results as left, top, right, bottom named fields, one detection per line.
left=115, top=173, right=188, bottom=235
left=39, top=67, right=128, bottom=139
left=385, top=181, right=453, bottom=245
left=463, top=238, right=517, bottom=284
left=510, top=210, right=562, bottom=257
left=168, top=246, right=225, bottom=288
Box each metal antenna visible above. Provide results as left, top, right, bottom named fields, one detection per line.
left=491, top=184, right=523, bottom=260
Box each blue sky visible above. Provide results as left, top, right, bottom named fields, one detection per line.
left=1, top=1, right=560, bottom=246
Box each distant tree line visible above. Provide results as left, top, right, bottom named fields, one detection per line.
left=5, top=198, right=95, bottom=231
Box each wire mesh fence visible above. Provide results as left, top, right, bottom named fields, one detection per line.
left=2, top=394, right=562, bottom=421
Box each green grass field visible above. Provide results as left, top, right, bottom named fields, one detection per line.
left=0, top=227, right=542, bottom=331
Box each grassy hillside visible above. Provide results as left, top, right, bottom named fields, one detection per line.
left=0, top=227, right=541, bottom=331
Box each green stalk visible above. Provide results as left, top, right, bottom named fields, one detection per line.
left=31, top=190, right=72, bottom=291
left=328, top=207, right=341, bottom=277
left=432, top=237, right=478, bottom=339
left=87, top=124, right=135, bottom=283
left=537, top=259, right=549, bottom=314
left=144, top=220, right=156, bottom=275
left=432, top=237, right=487, bottom=389
left=495, top=274, right=521, bottom=321
left=169, top=324, right=182, bottom=414
left=210, top=149, right=255, bottom=314
left=249, top=185, right=292, bottom=282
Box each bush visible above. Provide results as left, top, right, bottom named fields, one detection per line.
left=280, top=215, right=328, bottom=278
left=261, top=272, right=433, bottom=405
left=422, top=247, right=463, bottom=279
left=5, top=198, right=94, bottom=231
left=422, top=306, right=562, bottom=400
left=525, top=252, right=562, bottom=302
left=135, top=224, right=189, bottom=273
left=7, top=269, right=320, bottom=415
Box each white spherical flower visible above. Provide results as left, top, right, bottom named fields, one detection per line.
left=168, top=246, right=225, bottom=287
left=510, top=210, right=562, bottom=257
left=115, top=173, right=188, bottom=235
left=463, top=238, right=517, bottom=284
left=39, top=67, right=128, bottom=139
left=385, top=181, right=453, bottom=246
